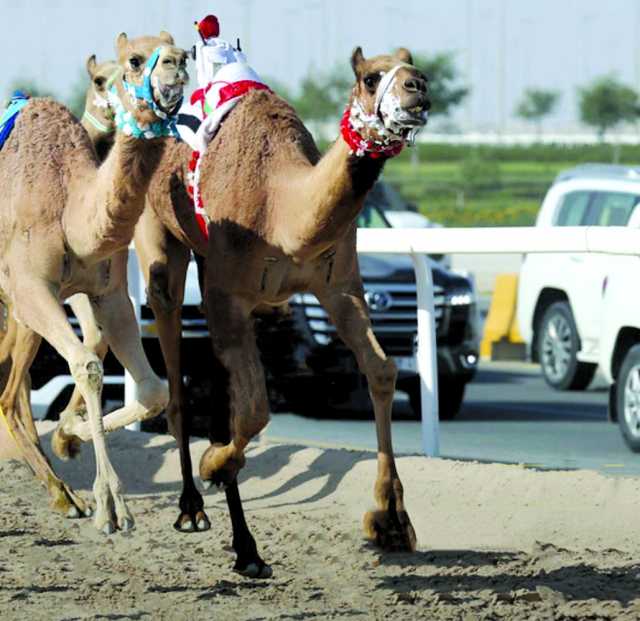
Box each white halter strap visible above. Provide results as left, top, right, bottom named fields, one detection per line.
left=374, top=63, right=411, bottom=114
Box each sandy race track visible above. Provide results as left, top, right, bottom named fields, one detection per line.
left=0, top=421, right=639, bottom=620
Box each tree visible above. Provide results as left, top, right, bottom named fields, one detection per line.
left=411, top=52, right=469, bottom=117
left=515, top=88, right=560, bottom=135
left=578, top=75, right=639, bottom=141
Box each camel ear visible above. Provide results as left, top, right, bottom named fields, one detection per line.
left=158, top=30, right=174, bottom=45
left=86, top=54, right=97, bottom=78
left=351, top=46, right=365, bottom=77
left=116, top=32, right=128, bottom=55
left=394, top=47, right=413, bottom=65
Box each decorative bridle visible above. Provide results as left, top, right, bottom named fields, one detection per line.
left=107, top=47, right=182, bottom=139
left=81, top=69, right=119, bottom=135
left=340, top=63, right=422, bottom=159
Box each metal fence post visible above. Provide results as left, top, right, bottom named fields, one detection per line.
left=125, top=246, right=141, bottom=432
left=410, top=251, right=440, bottom=457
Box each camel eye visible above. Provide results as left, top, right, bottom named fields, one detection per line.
left=363, top=75, right=378, bottom=91
left=129, top=56, right=141, bottom=69
left=93, top=77, right=105, bottom=88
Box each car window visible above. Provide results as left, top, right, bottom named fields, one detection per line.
left=357, top=204, right=391, bottom=228
left=555, top=191, right=592, bottom=226
left=586, top=192, right=640, bottom=226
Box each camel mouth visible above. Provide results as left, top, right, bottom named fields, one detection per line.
left=153, top=82, right=183, bottom=114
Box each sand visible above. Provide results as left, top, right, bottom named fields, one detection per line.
left=0, top=421, right=639, bottom=620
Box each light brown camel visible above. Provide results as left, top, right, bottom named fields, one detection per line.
left=0, top=32, right=188, bottom=533
left=55, top=46, right=429, bottom=574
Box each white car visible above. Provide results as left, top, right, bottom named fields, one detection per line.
left=517, top=164, right=640, bottom=391
left=599, top=255, right=640, bottom=452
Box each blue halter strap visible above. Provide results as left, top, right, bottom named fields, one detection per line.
left=108, top=47, right=181, bottom=139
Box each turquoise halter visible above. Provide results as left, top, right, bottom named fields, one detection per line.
left=108, top=47, right=181, bottom=139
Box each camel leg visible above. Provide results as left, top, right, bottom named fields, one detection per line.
left=0, top=321, right=91, bottom=518
left=59, top=293, right=109, bottom=418
left=135, top=221, right=210, bottom=532
left=198, top=290, right=270, bottom=488
left=316, top=286, right=416, bottom=552
left=207, top=351, right=272, bottom=578
left=54, top=283, right=169, bottom=441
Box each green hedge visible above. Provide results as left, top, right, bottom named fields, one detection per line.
left=395, top=142, right=640, bottom=164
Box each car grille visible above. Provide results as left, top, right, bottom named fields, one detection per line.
left=290, top=283, right=445, bottom=356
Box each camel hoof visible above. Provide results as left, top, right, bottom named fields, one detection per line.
left=235, top=562, right=273, bottom=579
left=363, top=508, right=417, bottom=553
left=102, top=522, right=116, bottom=536
left=196, top=517, right=210, bottom=532
left=119, top=518, right=134, bottom=532
left=66, top=506, right=80, bottom=519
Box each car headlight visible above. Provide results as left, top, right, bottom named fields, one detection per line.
left=447, top=288, right=474, bottom=306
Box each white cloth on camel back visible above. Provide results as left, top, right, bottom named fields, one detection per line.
left=177, top=60, right=264, bottom=153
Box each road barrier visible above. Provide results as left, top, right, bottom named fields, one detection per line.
left=126, top=226, right=640, bottom=453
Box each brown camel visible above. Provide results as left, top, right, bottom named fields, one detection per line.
left=0, top=32, right=188, bottom=533
left=55, top=45, right=429, bottom=574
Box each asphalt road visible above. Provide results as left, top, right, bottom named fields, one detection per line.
left=264, top=361, right=640, bottom=477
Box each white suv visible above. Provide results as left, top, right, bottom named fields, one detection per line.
left=517, top=164, right=640, bottom=391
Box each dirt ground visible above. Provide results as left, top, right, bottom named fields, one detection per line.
left=0, top=421, right=639, bottom=620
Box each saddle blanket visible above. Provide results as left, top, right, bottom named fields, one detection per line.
left=0, top=92, right=29, bottom=151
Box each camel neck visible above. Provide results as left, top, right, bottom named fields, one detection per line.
left=64, top=132, right=165, bottom=263
left=279, top=137, right=386, bottom=256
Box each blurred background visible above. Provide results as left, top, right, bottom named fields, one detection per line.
left=4, top=0, right=640, bottom=228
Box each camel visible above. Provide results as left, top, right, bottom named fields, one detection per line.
left=0, top=31, right=188, bottom=534
left=55, top=45, right=429, bottom=575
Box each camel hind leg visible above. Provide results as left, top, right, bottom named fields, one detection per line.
left=315, top=284, right=416, bottom=553
left=0, top=318, right=91, bottom=518
left=135, top=217, right=210, bottom=533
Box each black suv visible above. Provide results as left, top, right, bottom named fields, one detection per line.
left=256, top=193, right=479, bottom=420
left=30, top=183, right=478, bottom=421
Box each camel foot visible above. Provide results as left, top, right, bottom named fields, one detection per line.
left=174, top=510, right=211, bottom=533
left=51, top=410, right=87, bottom=461
left=234, top=561, right=273, bottom=579
left=48, top=477, right=92, bottom=519
left=363, top=497, right=416, bottom=553
left=93, top=484, right=134, bottom=535
left=174, top=486, right=210, bottom=533
left=199, top=443, right=245, bottom=490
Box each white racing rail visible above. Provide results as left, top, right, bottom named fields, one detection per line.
left=126, top=226, right=640, bottom=454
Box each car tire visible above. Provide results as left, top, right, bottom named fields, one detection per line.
left=536, top=301, right=596, bottom=391
left=409, top=376, right=466, bottom=421
left=616, top=344, right=640, bottom=452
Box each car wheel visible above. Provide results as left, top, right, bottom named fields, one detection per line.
left=616, top=344, right=640, bottom=452
left=409, top=376, right=466, bottom=421
left=537, top=301, right=596, bottom=390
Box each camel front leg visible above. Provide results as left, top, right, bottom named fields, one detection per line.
left=54, top=284, right=169, bottom=441
left=13, top=280, right=129, bottom=534
left=316, top=286, right=416, bottom=552
left=198, top=289, right=270, bottom=489
left=58, top=293, right=109, bottom=417
left=0, top=320, right=91, bottom=518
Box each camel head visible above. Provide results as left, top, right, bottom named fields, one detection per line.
left=344, top=47, right=429, bottom=155
left=111, top=31, right=189, bottom=134
left=82, top=55, right=119, bottom=143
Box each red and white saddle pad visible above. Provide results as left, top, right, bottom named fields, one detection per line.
left=178, top=62, right=270, bottom=239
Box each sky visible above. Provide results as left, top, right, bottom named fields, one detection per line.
left=2, top=0, right=640, bottom=133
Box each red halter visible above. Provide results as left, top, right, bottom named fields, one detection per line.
left=339, top=107, right=404, bottom=159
